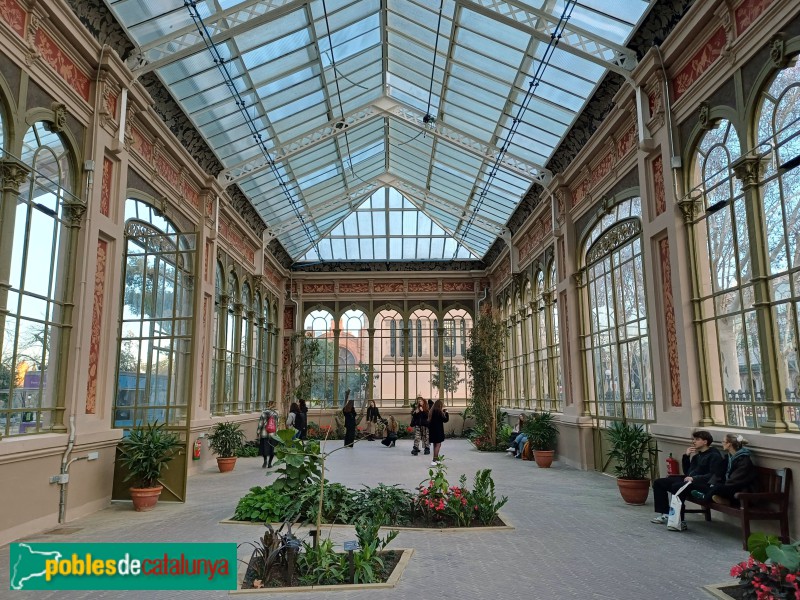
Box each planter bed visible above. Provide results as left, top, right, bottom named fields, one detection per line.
left=221, top=512, right=513, bottom=531
left=703, top=581, right=745, bottom=599
left=233, top=548, right=413, bottom=594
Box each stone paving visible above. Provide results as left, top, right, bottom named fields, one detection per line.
left=0, top=439, right=748, bottom=599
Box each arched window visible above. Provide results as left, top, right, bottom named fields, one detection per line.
left=524, top=281, right=536, bottom=410
left=754, top=57, right=800, bottom=429
left=374, top=309, right=404, bottom=407
left=583, top=196, right=654, bottom=425
left=1, top=121, right=77, bottom=436
left=409, top=307, right=437, bottom=401
left=535, top=270, right=549, bottom=411
left=209, top=263, right=223, bottom=411
left=115, top=198, right=195, bottom=429
left=502, top=296, right=515, bottom=406
left=441, top=308, right=472, bottom=406
left=548, top=260, right=563, bottom=412
left=223, top=271, right=239, bottom=413
left=338, top=309, right=368, bottom=404
left=252, top=291, right=265, bottom=410
left=240, top=283, right=253, bottom=411
left=304, top=309, right=335, bottom=406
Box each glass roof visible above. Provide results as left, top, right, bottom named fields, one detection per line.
left=106, top=0, right=653, bottom=264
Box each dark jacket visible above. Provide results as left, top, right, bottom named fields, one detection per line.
left=681, top=447, right=726, bottom=484
left=366, top=405, right=381, bottom=423
left=344, top=410, right=356, bottom=430
left=411, top=405, right=428, bottom=427
left=428, top=409, right=449, bottom=444
left=718, top=449, right=758, bottom=490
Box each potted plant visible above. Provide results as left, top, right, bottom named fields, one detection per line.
left=605, top=420, right=655, bottom=505
left=118, top=422, right=182, bottom=511
left=207, top=421, right=246, bottom=472
left=523, top=411, right=559, bottom=468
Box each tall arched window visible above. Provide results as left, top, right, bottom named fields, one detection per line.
left=502, top=297, right=515, bottom=405
left=115, top=198, right=195, bottom=429
left=209, top=263, right=223, bottom=411
left=253, top=291, right=265, bottom=410
left=1, top=121, right=77, bottom=436
left=409, top=307, right=437, bottom=401
left=338, top=309, right=368, bottom=404
left=441, top=307, right=472, bottom=405
left=374, top=308, right=404, bottom=407
left=535, top=270, right=549, bottom=411
left=583, top=196, right=654, bottom=425
left=223, top=271, right=239, bottom=413
left=304, top=309, right=335, bottom=406
left=524, top=281, right=536, bottom=410
left=691, top=119, right=751, bottom=425
left=548, top=260, right=563, bottom=412
left=240, top=283, right=253, bottom=411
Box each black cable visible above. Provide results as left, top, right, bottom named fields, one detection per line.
left=182, top=0, right=318, bottom=254
left=456, top=0, right=577, bottom=254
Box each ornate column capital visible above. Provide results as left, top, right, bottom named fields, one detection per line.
left=0, top=158, right=31, bottom=192
left=677, top=191, right=703, bottom=224
left=62, top=199, right=87, bottom=227
left=732, top=155, right=770, bottom=189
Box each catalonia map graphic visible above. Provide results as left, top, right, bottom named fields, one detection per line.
left=10, top=543, right=62, bottom=590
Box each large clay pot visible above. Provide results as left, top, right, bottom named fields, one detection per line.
left=216, top=457, right=237, bottom=473
left=616, top=478, right=650, bottom=505
left=129, top=485, right=163, bottom=512
left=533, top=450, right=554, bottom=468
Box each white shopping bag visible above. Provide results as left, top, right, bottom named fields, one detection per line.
left=667, top=481, right=692, bottom=529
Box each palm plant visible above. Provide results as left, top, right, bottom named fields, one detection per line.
left=207, top=421, right=246, bottom=458
left=605, top=420, right=655, bottom=480
left=118, top=422, right=182, bottom=489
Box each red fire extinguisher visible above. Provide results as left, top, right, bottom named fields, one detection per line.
left=666, top=452, right=679, bottom=475
left=192, top=438, right=202, bottom=461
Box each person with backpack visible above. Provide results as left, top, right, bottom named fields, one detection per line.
left=287, top=402, right=303, bottom=440
left=256, top=408, right=278, bottom=468
left=298, top=398, right=309, bottom=440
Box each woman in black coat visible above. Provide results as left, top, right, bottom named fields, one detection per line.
left=427, top=399, right=449, bottom=466
left=695, top=433, right=757, bottom=505
left=342, top=391, right=356, bottom=448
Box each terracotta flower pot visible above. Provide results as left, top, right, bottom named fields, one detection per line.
left=129, top=485, right=163, bottom=512
left=533, top=450, right=554, bottom=468
left=616, top=478, right=650, bottom=505
left=217, top=457, right=237, bottom=473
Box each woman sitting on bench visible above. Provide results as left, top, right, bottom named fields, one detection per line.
left=692, top=433, right=758, bottom=505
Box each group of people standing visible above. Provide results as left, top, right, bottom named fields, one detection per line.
left=650, top=430, right=758, bottom=532
left=256, top=393, right=450, bottom=468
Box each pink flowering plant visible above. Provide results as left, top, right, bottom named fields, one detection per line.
left=413, top=458, right=507, bottom=527
left=729, top=533, right=800, bottom=599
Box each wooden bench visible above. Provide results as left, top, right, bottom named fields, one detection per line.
left=684, top=466, right=792, bottom=549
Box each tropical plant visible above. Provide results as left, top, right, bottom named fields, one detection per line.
left=296, top=482, right=354, bottom=524
left=237, top=440, right=260, bottom=457
left=207, top=420, right=246, bottom=458
left=284, top=332, right=321, bottom=414
left=297, top=538, right=347, bottom=586
left=118, top=422, right=182, bottom=488
left=730, top=533, right=800, bottom=599
left=351, top=484, right=414, bottom=526
left=523, top=411, right=559, bottom=451
left=465, top=309, right=505, bottom=447
left=351, top=515, right=399, bottom=584
left=469, top=468, right=509, bottom=525
left=240, top=521, right=302, bottom=588
left=605, top=420, right=655, bottom=480
left=233, top=485, right=294, bottom=522
left=271, top=430, right=323, bottom=494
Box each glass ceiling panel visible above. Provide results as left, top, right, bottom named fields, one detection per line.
left=104, top=0, right=652, bottom=264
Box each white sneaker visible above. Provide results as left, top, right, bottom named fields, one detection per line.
left=430, top=461, right=438, bottom=467
left=506, top=447, right=516, bottom=452
left=667, top=521, right=688, bottom=532
left=650, top=514, right=668, bottom=525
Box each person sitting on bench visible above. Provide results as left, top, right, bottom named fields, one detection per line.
left=691, top=433, right=757, bottom=505
left=650, top=430, right=725, bottom=531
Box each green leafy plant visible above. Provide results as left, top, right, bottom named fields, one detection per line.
left=523, top=411, right=559, bottom=451
left=233, top=485, right=293, bottom=522
left=351, top=515, right=399, bottom=584
left=351, top=484, right=414, bottom=526
left=207, top=421, right=246, bottom=458
left=469, top=468, right=508, bottom=525
left=271, top=430, right=323, bottom=495
left=297, top=538, right=347, bottom=586
left=118, top=422, right=182, bottom=488
left=237, top=440, right=260, bottom=457
left=296, top=482, right=354, bottom=524
left=465, top=309, right=505, bottom=447
left=605, top=421, right=655, bottom=480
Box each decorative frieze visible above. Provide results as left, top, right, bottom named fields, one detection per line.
left=218, top=216, right=256, bottom=265
left=100, top=157, right=113, bottom=217
left=408, top=281, right=438, bottom=293
left=373, top=282, right=404, bottom=293
left=86, top=239, right=108, bottom=414
left=34, top=29, right=91, bottom=101
left=442, top=281, right=475, bottom=293
left=338, top=282, right=369, bottom=294
left=0, top=0, right=26, bottom=37
left=659, top=237, right=682, bottom=407
left=302, top=283, right=334, bottom=294
left=652, top=154, right=666, bottom=216
left=672, top=27, right=726, bottom=102
left=735, top=0, right=774, bottom=36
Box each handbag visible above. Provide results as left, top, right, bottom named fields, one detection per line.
left=667, top=481, right=692, bottom=529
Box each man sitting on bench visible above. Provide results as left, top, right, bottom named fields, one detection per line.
left=650, top=430, right=726, bottom=532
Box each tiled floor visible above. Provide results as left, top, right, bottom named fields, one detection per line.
left=1, top=439, right=747, bottom=599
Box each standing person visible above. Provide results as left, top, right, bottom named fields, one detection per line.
left=649, top=430, right=725, bottom=531
left=286, top=402, right=300, bottom=438
left=427, top=399, right=449, bottom=466
left=297, top=398, right=309, bottom=440
left=410, top=395, right=430, bottom=456
left=342, top=390, right=356, bottom=448
left=381, top=415, right=399, bottom=447
left=692, top=434, right=757, bottom=505
left=256, top=407, right=278, bottom=468
left=365, top=399, right=381, bottom=441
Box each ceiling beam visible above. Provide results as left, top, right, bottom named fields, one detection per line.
left=127, top=0, right=307, bottom=74
left=217, top=97, right=552, bottom=186
left=462, top=0, right=637, bottom=75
